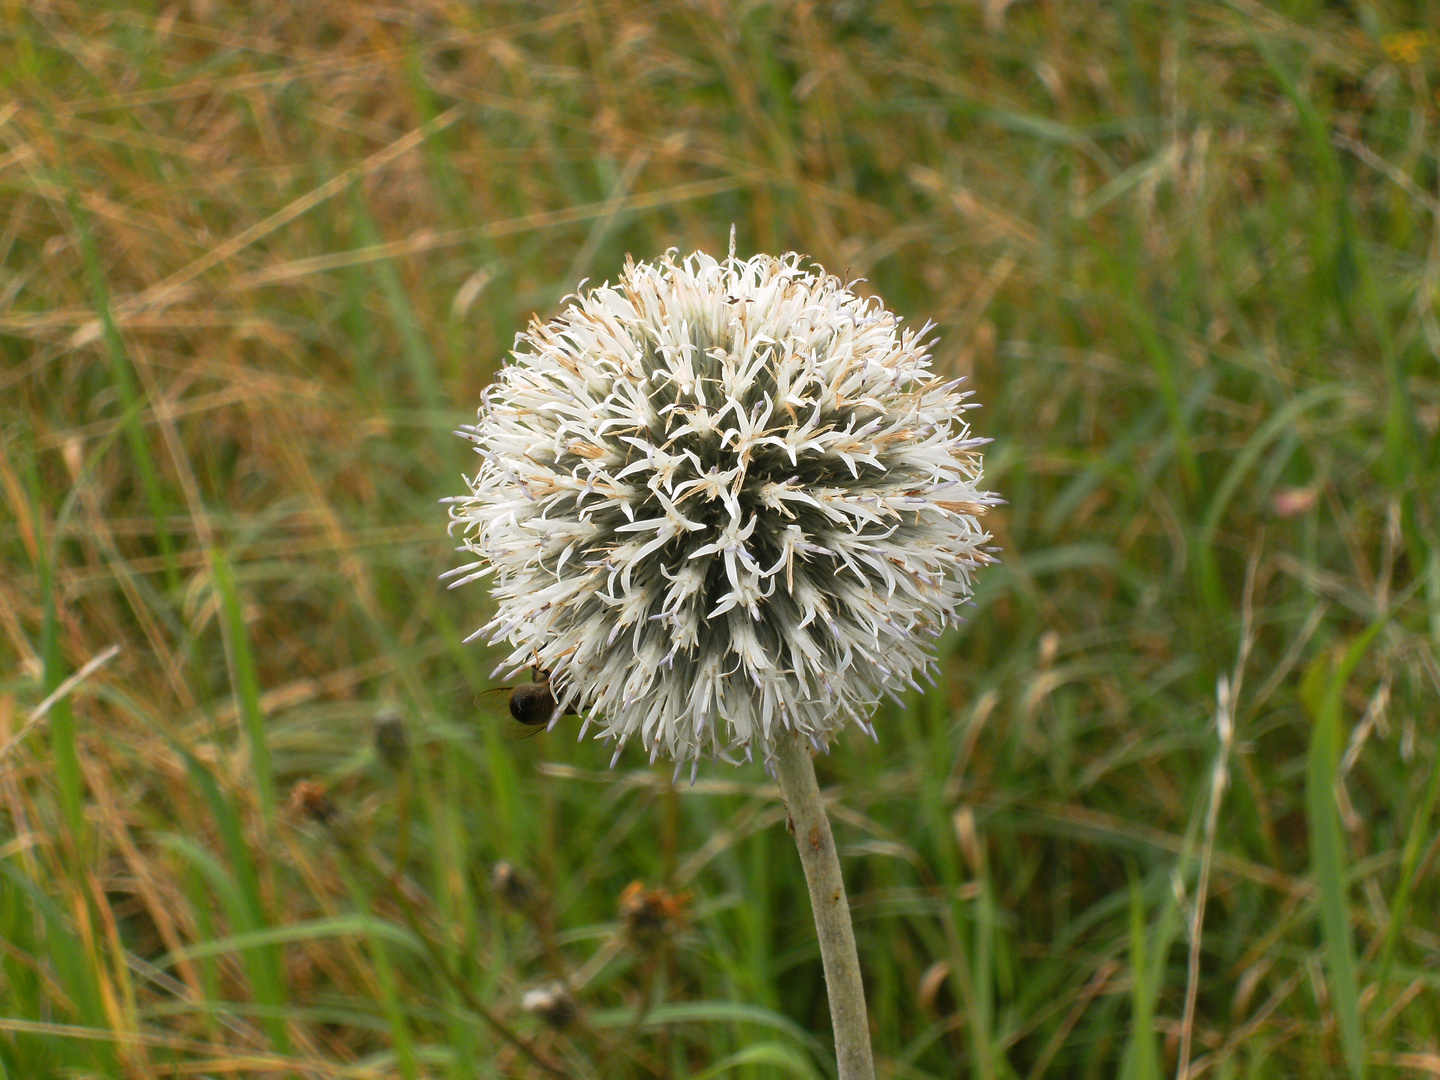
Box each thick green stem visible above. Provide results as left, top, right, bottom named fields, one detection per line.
left=772, top=732, right=875, bottom=1080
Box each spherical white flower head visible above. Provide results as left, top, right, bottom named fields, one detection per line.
left=446, top=250, right=998, bottom=766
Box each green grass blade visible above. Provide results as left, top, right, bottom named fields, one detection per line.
left=1120, top=867, right=1160, bottom=1080
left=589, top=1001, right=825, bottom=1055
left=210, top=549, right=274, bottom=826
left=1376, top=737, right=1440, bottom=991
left=1306, top=619, right=1389, bottom=1080
left=0, top=863, right=119, bottom=1075
left=337, top=865, right=420, bottom=1080
left=157, top=832, right=291, bottom=1054
left=64, top=191, right=180, bottom=593
left=1195, top=385, right=1348, bottom=608
left=349, top=187, right=443, bottom=416
left=1041, top=403, right=1163, bottom=537
left=20, top=408, right=152, bottom=847
left=169, top=749, right=290, bottom=1053
left=1119, top=294, right=1198, bottom=497
left=156, top=914, right=423, bottom=968
left=38, top=543, right=86, bottom=846
left=691, top=1043, right=825, bottom=1080
left=14, top=434, right=90, bottom=847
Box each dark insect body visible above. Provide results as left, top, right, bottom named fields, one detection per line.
left=480, top=667, right=577, bottom=732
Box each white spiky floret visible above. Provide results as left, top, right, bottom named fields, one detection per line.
left=445, top=250, right=999, bottom=767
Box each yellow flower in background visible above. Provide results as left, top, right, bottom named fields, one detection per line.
left=1383, top=30, right=1427, bottom=65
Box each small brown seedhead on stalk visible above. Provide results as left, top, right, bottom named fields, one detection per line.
left=521, top=981, right=577, bottom=1030
left=373, top=710, right=410, bottom=771
left=618, top=881, right=691, bottom=949
left=290, top=780, right=337, bottom=827
left=491, top=861, right=536, bottom=911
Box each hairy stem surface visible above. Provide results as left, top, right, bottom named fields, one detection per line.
left=772, top=733, right=875, bottom=1080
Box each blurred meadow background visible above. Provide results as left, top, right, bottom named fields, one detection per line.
left=2, top=1, right=1439, bottom=1077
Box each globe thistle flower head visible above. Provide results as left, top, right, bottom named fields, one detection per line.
left=445, top=249, right=998, bottom=767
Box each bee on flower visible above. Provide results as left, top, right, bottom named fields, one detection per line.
left=445, top=249, right=999, bottom=771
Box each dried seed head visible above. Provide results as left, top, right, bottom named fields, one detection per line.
left=289, top=780, right=337, bottom=827
left=917, top=961, right=952, bottom=1015
left=618, top=881, right=690, bottom=948
left=446, top=250, right=999, bottom=764
left=521, top=981, right=576, bottom=1029
left=373, top=710, right=410, bottom=771
left=491, top=861, right=535, bottom=910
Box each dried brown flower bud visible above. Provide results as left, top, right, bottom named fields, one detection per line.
left=290, top=780, right=337, bottom=826
left=373, top=710, right=410, bottom=771
left=521, top=981, right=576, bottom=1030
left=491, top=861, right=535, bottom=910
left=1271, top=486, right=1319, bottom=519
left=618, top=881, right=690, bottom=948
